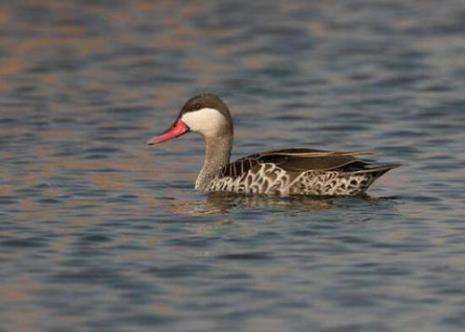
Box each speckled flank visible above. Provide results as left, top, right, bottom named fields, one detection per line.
left=206, top=163, right=385, bottom=196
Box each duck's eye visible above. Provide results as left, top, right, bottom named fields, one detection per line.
left=192, top=103, right=202, bottom=111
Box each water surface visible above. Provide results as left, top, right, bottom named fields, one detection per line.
left=1, top=1, right=465, bottom=331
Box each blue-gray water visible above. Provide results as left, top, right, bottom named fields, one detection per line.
left=1, top=1, right=465, bottom=331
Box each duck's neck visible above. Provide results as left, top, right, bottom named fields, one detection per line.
left=195, top=134, right=233, bottom=191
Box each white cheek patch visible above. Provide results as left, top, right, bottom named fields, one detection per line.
left=181, top=108, right=226, bottom=136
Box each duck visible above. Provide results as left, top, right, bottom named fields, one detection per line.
left=147, top=94, right=399, bottom=196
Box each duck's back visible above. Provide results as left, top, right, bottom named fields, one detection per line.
left=206, top=148, right=399, bottom=196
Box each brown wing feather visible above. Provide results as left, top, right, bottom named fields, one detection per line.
left=220, top=148, right=376, bottom=178
left=257, top=148, right=375, bottom=172
left=257, top=154, right=360, bottom=172
left=259, top=148, right=373, bottom=158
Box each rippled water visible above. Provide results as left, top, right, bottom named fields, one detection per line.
left=1, top=1, right=465, bottom=331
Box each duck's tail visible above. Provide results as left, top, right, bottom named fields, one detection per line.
left=351, top=163, right=401, bottom=177
left=350, top=163, right=400, bottom=194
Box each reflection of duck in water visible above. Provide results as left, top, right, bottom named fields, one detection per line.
left=168, top=192, right=397, bottom=217
left=168, top=194, right=336, bottom=216
left=206, top=193, right=335, bottom=213
left=147, top=94, right=399, bottom=197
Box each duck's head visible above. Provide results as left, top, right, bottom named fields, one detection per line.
left=147, top=94, right=233, bottom=145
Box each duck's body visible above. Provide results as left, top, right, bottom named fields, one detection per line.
left=147, top=94, right=399, bottom=197
left=206, top=148, right=397, bottom=196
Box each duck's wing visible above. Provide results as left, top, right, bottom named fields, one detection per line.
left=261, top=148, right=372, bottom=158
left=220, top=148, right=378, bottom=178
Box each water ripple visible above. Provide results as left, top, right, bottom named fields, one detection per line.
left=1, top=1, right=465, bottom=331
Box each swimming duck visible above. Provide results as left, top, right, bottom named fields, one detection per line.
left=147, top=94, right=399, bottom=196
